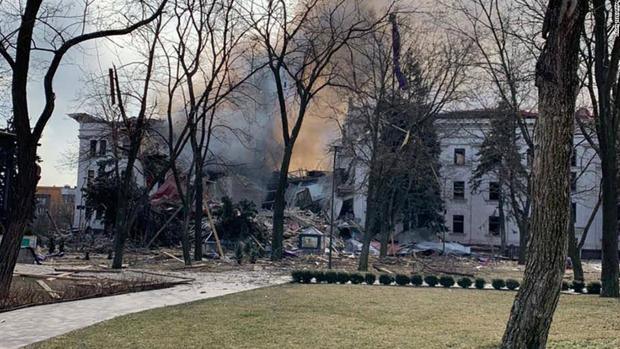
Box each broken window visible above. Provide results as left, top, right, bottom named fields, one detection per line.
left=489, top=182, right=500, bottom=201
left=454, top=148, right=465, bottom=165
left=452, top=215, right=464, bottom=234
left=489, top=216, right=501, bottom=235
left=571, top=202, right=576, bottom=223
left=453, top=181, right=465, bottom=199
left=99, top=139, right=107, bottom=157
left=89, top=140, right=97, bottom=158
left=571, top=150, right=577, bottom=167
left=571, top=171, right=577, bottom=192
left=87, top=169, right=95, bottom=184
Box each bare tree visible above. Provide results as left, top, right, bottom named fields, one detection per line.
left=0, top=0, right=167, bottom=299
left=245, top=0, right=393, bottom=260
left=501, top=0, right=587, bottom=347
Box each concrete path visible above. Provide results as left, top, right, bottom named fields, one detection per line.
left=0, top=270, right=289, bottom=349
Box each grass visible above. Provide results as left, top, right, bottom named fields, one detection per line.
left=30, top=284, right=620, bottom=349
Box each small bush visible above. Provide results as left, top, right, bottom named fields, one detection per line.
left=572, top=280, right=585, bottom=293
left=424, top=275, right=439, bottom=287
left=506, top=279, right=520, bottom=291
left=439, top=275, right=455, bottom=288
left=474, top=278, right=486, bottom=289
left=410, top=274, right=423, bottom=286
left=301, top=270, right=314, bottom=284
left=586, top=281, right=601, bottom=295
left=350, top=273, right=364, bottom=285
left=561, top=281, right=570, bottom=291
left=365, top=273, right=376, bottom=285
left=325, top=271, right=338, bottom=284
left=492, top=279, right=505, bottom=290
left=291, top=270, right=303, bottom=283
left=315, top=271, right=326, bottom=283
left=336, top=272, right=350, bottom=284
left=457, top=277, right=472, bottom=289
left=379, top=274, right=394, bottom=285
left=395, top=274, right=410, bottom=286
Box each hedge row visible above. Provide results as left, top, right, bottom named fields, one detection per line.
left=292, top=270, right=604, bottom=294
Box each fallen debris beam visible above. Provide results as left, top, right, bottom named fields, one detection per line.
left=36, top=280, right=61, bottom=299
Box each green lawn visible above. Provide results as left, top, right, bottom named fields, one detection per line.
left=30, top=284, right=620, bottom=349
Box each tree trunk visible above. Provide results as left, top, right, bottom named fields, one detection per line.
left=193, top=157, right=204, bottom=261
left=0, top=144, right=38, bottom=299
left=599, top=153, right=619, bottom=296
left=567, top=216, right=584, bottom=282
left=501, top=2, right=586, bottom=347
left=358, top=160, right=380, bottom=271
left=498, top=191, right=507, bottom=256
left=112, top=148, right=140, bottom=269
left=271, top=145, right=293, bottom=261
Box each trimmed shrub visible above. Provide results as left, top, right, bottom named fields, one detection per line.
left=492, top=279, right=505, bottom=290
left=474, top=278, right=486, bottom=289
left=572, top=280, right=585, bottom=293
left=350, top=273, right=364, bottom=285
left=291, top=270, right=303, bottom=283
left=410, top=274, right=423, bottom=286
left=315, top=271, right=326, bottom=283
left=586, top=281, right=602, bottom=295
left=325, top=271, right=338, bottom=284
left=457, top=277, right=473, bottom=289
left=301, top=270, right=314, bottom=284
left=506, top=279, right=520, bottom=291
left=336, top=272, right=350, bottom=284
left=365, top=273, right=376, bottom=285
left=424, top=275, right=439, bottom=287
left=561, top=281, right=570, bottom=291
left=379, top=274, right=394, bottom=285
left=395, top=274, right=410, bottom=286
left=439, top=275, right=455, bottom=288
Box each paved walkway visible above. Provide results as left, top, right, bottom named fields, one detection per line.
left=0, top=270, right=289, bottom=349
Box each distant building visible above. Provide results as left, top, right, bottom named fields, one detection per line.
left=336, top=108, right=615, bottom=258
left=33, top=185, right=76, bottom=234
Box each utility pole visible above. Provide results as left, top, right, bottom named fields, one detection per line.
left=328, top=145, right=340, bottom=269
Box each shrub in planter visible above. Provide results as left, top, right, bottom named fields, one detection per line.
left=474, top=278, right=486, bottom=289
left=379, top=274, right=394, bottom=285
left=336, top=272, right=351, bottom=284
left=411, top=274, right=423, bottom=286
left=572, top=280, right=585, bottom=293
left=350, top=273, right=364, bottom=285
left=561, top=281, right=570, bottom=291
left=365, top=273, right=376, bottom=285
left=457, top=277, right=472, bottom=289
left=315, top=271, right=326, bottom=283
left=424, top=275, right=439, bottom=287
left=395, top=274, right=410, bottom=286
left=325, top=271, right=338, bottom=284
left=586, top=281, right=602, bottom=295
left=291, top=270, right=303, bottom=283
left=439, top=275, right=455, bottom=288
left=491, top=279, right=505, bottom=290
left=505, top=279, right=520, bottom=291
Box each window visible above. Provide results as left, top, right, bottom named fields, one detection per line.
left=453, top=181, right=465, bottom=199
left=89, top=140, right=97, bottom=157
left=489, top=182, right=500, bottom=201
left=454, top=148, right=465, bottom=165
left=571, top=172, right=577, bottom=192
left=99, top=140, right=107, bottom=156
left=571, top=202, right=576, bottom=223
left=452, top=215, right=464, bottom=234
left=489, top=216, right=501, bottom=235
left=571, top=150, right=577, bottom=167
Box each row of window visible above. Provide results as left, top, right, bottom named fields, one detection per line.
left=453, top=181, right=500, bottom=200
left=452, top=148, right=580, bottom=167
left=451, top=215, right=501, bottom=235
